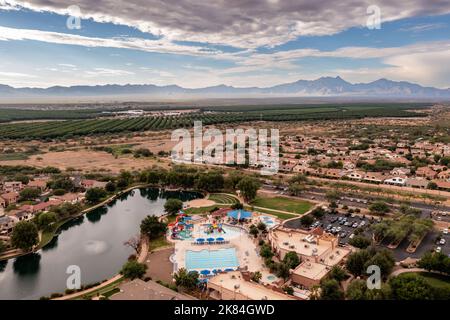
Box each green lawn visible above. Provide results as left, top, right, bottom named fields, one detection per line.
left=250, top=196, right=312, bottom=215
left=416, top=272, right=450, bottom=290
left=244, top=205, right=296, bottom=220
left=208, top=193, right=240, bottom=205
left=148, top=236, right=171, bottom=251
left=184, top=204, right=228, bottom=215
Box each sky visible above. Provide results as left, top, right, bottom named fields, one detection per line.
left=0, top=0, right=450, bottom=89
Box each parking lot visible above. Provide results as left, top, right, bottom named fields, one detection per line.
left=284, top=210, right=450, bottom=261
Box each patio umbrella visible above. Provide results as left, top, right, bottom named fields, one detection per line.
left=224, top=268, right=235, bottom=272
left=212, top=269, right=218, bottom=274
left=207, top=237, right=215, bottom=242
left=196, top=238, right=205, bottom=242
left=216, top=237, right=225, bottom=242
left=200, top=270, right=211, bottom=275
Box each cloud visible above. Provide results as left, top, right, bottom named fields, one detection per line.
left=84, top=68, right=135, bottom=77
left=2, top=0, right=450, bottom=48
left=0, top=26, right=223, bottom=57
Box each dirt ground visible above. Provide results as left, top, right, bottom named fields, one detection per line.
left=145, top=247, right=174, bottom=284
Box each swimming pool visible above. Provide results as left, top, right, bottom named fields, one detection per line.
left=197, top=224, right=245, bottom=240
left=260, top=215, right=277, bottom=228
left=185, top=248, right=239, bottom=271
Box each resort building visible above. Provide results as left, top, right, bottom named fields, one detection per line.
left=268, top=226, right=351, bottom=289
left=208, top=271, right=295, bottom=300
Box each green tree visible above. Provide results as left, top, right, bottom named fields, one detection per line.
left=389, top=273, right=434, bottom=300
left=275, top=262, right=291, bottom=280
left=173, top=268, right=199, bottom=290
left=105, top=181, right=116, bottom=192
left=369, top=201, right=390, bottom=215
left=196, top=172, right=224, bottom=192
left=120, top=260, right=147, bottom=280
left=35, top=212, right=57, bottom=231
left=249, top=225, right=259, bottom=238
left=325, top=190, right=341, bottom=203
left=19, top=188, right=41, bottom=201
left=85, top=187, right=107, bottom=203
left=320, top=279, right=344, bottom=300
left=348, top=235, right=372, bottom=249
left=140, top=215, right=167, bottom=239
left=237, top=177, right=260, bottom=202
left=0, top=240, right=5, bottom=253
left=164, top=198, right=183, bottom=215
left=259, top=243, right=274, bottom=259
left=328, top=265, right=347, bottom=282
left=11, top=221, right=39, bottom=251
left=251, top=271, right=262, bottom=283
left=346, top=249, right=371, bottom=276
left=283, top=251, right=301, bottom=270
left=300, top=215, right=314, bottom=227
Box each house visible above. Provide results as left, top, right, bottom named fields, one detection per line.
left=391, top=167, right=411, bottom=176
left=10, top=210, right=33, bottom=222
left=50, top=193, right=84, bottom=204
left=384, top=176, right=407, bottom=186
left=0, top=215, right=16, bottom=234
left=2, top=181, right=23, bottom=193
left=434, top=180, right=450, bottom=191
left=21, top=200, right=62, bottom=214
left=346, top=171, right=364, bottom=180
left=27, top=179, right=48, bottom=191
left=0, top=192, right=20, bottom=207
left=0, top=197, right=6, bottom=208
left=437, top=171, right=450, bottom=181
left=323, top=169, right=345, bottom=179
left=416, top=167, right=437, bottom=180
left=81, top=179, right=108, bottom=189
left=363, top=172, right=385, bottom=184
left=406, top=178, right=429, bottom=189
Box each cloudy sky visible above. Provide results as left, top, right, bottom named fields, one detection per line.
left=0, top=0, right=450, bottom=88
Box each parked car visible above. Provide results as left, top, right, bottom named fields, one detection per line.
left=443, top=228, right=449, bottom=235
left=340, top=232, right=347, bottom=238
left=436, top=246, right=442, bottom=253
left=349, top=233, right=355, bottom=240
left=352, top=222, right=359, bottom=228
left=440, top=238, right=446, bottom=245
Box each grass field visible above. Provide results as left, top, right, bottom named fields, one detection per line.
left=250, top=196, right=312, bottom=215
left=415, top=272, right=450, bottom=290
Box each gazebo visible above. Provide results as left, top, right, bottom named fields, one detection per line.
left=227, top=209, right=252, bottom=221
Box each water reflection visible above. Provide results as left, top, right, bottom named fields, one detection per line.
left=13, top=253, right=41, bottom=276
left=0, top=188, right=201, bottom=300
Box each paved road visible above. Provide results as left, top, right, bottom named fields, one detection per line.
left=262, top=184, right=450, bottom=223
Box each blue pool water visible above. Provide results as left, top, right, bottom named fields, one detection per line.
left=185, top=248, right=239, bottom=271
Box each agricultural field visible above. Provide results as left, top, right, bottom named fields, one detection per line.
left=0, top=104, right=427, bottom=140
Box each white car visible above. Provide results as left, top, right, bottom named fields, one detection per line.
left=443, top=228, right=448, bottom=235
left=436, top=246, right=442, bottom=253
left=349, top=233, right=355, bottom=240
left=440, top=238, right=446, bottom=245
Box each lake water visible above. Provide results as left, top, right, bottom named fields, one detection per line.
left=0, top=188, right=201, bottom=300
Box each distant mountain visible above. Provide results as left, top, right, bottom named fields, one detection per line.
left=1, top=76, right=450, bottom=101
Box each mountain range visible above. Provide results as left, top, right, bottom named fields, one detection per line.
left=1, top=76, right=450, bottom=101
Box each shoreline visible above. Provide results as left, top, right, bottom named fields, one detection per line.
left=0, top=183, right=153, bottom=262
